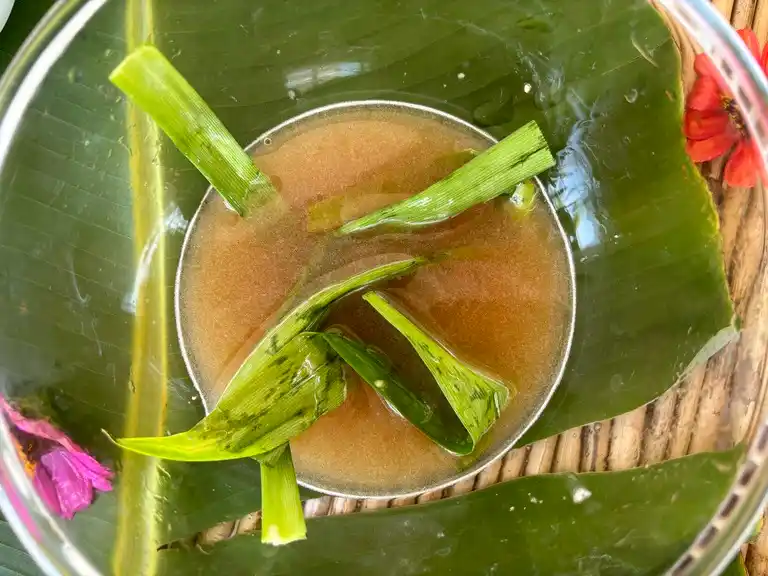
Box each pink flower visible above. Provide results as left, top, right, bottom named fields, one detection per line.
left=0, top=395, right=112, bottom=519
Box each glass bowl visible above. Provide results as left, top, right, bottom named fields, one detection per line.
left=0, top=0, right=766, bottom=574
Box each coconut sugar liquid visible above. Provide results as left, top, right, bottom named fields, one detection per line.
left=179, top=105, right=572, bottom=494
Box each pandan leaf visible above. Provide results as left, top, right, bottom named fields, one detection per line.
left=337, top=121, right=554, bottom=234
left=110, top=46, right=277, bottom=216
left=306, top=149, right=478, bottom=233
left=260, top=445, right=306, bottom=546
left=322, top=332, right=474, bottom=454
left=362, top=291, right=512, bottom=446
left=223, top=256, right=426, bottom=400
left=114, top=334, right=346, bottom=461
left=115, top=257, right=423, bottom=460
left=506, top=180, right=538, bottom=216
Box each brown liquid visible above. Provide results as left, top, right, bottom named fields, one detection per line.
left=180, top=105, right=572, bottom=494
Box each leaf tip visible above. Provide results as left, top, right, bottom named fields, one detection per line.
left=101, top=428, right=120, bottom=447
left=262, top=525, right=307, bottom=547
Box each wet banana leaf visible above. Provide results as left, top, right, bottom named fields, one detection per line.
left=723, top=555, right=748, bottom=576
left=148, top=0, right=732, bottom=449
left=0, top=0, right=734, bottom=571
left=337, top=120, right=554, bottom=234
left=0, top=515, right=43, bottom=576
left=321, top=332, right=474, bottom=454
left=159, top=448, right=743, bottom=575
left=115, top=333, right=345, bottom=461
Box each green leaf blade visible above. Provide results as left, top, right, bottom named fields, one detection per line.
left=260, top=446, right=306, bottom=546
left=109, top=45, right=277, bottom=216
left=116, top=257, right=425, bottom=462
left=224, top=256, right=427, bottom=402
left=337, top=121, right=554, bottom=234
left=0, top=515, right=44, bottom=576
left=321, top=332, right=474, bottom=455
left=116, top=334, right=346, bottom=461
left=362, top=291, right=512, bottom=445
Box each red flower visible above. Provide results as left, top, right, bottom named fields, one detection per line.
left=685, top=29, right=765, bottom=188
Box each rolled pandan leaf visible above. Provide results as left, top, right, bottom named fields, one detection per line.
left=321, top=332, right=474, bottom=455
left=115, top=334, right=346, bottom=461
left=110, top=46, right=278, bottom=216
left=362, top=291, right=513, bottom=445
left=260, top=445, right=306, bottom=546
left=337, top=121, right=555, bottom=234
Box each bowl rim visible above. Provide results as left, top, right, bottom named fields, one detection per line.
left=173, top=98, right=579, bottom=500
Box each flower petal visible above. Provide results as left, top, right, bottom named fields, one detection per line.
left=68, top=450, right=113, bottom=492
left=33, top=465, right=62, bottom=518
left=684, top=109, right=732, bottom=140
left=694, top=53, right=721, bottom=78
left=0, top=396, right=112, bottom=477
left=761, top=43, right=768, bottom=75
left=694, top=53, right=732, bottom=98
left=0, top=396, right=80, bottom=453
left=687, top=76, right=725, bottom=112
left=686, top=132, right=739, bottom=163
left=724, top=139, right=759, bottom=188
left=39, top=448, right=93, bottom=519
left=738, top=28, right=761, bottom=62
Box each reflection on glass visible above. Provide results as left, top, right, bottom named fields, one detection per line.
left=284, top=61, right=367, bottom=93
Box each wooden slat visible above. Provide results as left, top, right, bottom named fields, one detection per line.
left=734, top=0, right=759, bottom=28
left=714, top=0, right=737, bottom=21
left=754, top=0, right=768, bottom=43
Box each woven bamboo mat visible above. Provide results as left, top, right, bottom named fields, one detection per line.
left=199, top=2, right=768, bottom=573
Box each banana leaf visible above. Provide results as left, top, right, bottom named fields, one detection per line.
left=0, top=515, right=43, bottom=576
left=0, top=0, right=733, bottom=570
left=148, top=0, right=732, bottom=448
left=158, top=448, right=743, bottom=575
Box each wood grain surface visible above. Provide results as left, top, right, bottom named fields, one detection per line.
left=198, top=4, right=768, bottom=574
